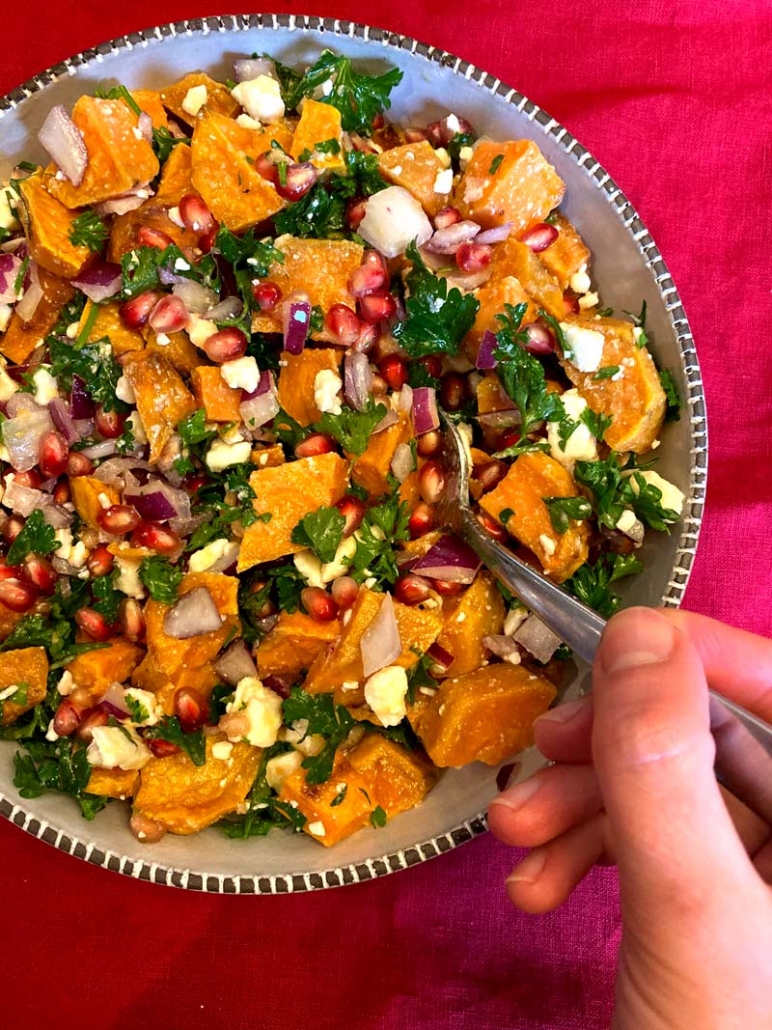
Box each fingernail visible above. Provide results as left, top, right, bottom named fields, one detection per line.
left=600, top=608, right=676, bottom=675
left=506, top=847, right=547, bottom=886
left=534, top=694, right=590, bottom=727
left=491, top=774, right=542, bottom=812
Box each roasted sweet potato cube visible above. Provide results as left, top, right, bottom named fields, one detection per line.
left=398, top=469, right=420, bottom=509
left=159, top=72, right=240, bottom=127
left=107, top=196, right=199, bottom=263
left=257, top=611, right=340, bottom=680
left=250, top=444, right=285, bottom=469
left=346, top=733, right=439, bottom=817
left=437, top=572, right=505, bottom=677
left=350, top=413, right=413, bottom=499
left=128, top=89, right=169, bottom=130
left=463, top=276, right=540, bottom=365
left=86, top=767, right=139, bottom=799
left=145, top=328, right=201, bottom=375
left=290, top=98, right=345, bottom=172
left=18, top=175, right=91, bottom=278
left=452, top=140, right=565, bottom=233
left=191, top=365, right=243, bottom=422
left=122, top=350, right=196, bottom=463
left=559, top=315, right=667, bottom=453
left=476, top=370, right=517, bottom=415
left=237, top=453, right=349, bottom=571
left=414, top=663, right=556, bottom=767
left=134, top=734, right=261, bottom=835
left=191, top=108, right=285, bottom=232
left=0, top=268, right=74, bottom=364
left=155, top=141, right=194, bottom=201
left=251, top=237, right=364, bottom=343
left=0, top=646, right=48, bottom=726
left=277, top=348, right=341, bottom=427
left=76, top=299, right=144, bottom=356
left=47, top=96, right=159, bottom=209
left=65, top=639, right=144, bottom=701
left=487, top=238, right=564, bottom=319
left=69, top=476, right=120, bottom=529
left=278, top=755, right=377, bottom=847
left=480, top=452, right=589, bottom=582
left=538, top=213, right=590, bottom=289
left=378, top=140, right=451, bottom=216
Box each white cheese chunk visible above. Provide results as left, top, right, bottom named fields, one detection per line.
left=0, top=359, right=19, bottom=401
left=569, top=264, right=591, bottom=295
left=212, top=740, right=234, bottom=761
left=205, top=438, right=252, bottom=472
left=115, top=374, right=136, bottom=404
left=615, top=509, right=638, bottom=535
left=630, top=470, right=685, bottom=517
left=126, top=411, right=148, bottom=446
left=546, top=389, right=599, bottom=465
left=364, top=665, right=408, bottom=728
left=188, top=537, right=239, bottom=573
left=114, top=557, right=145, bottom=600
left=0, top=305, right=13, bottom=335
left=0, top=185, right=20, bottom=232
left=123, top=687, right=160, bottom=727
left=231, top=75, right=285, bottom=124
left=307, top=820, right=326, bottom=838
left=313, top=368, right=343, bottom=415
left=181, top=85, right=208, bottom=117
left=32, top=367, right=59, bottom=406
left=265, top=750, right=303, bottom=792
left=293, top=549, right=325, bottom=589
left=220, top=355, right=260, bottom=394
left=433, top=168, right=453, bottom=194
left=559, top=322, right=605, bottom=373
left=54, top=527, right=88, bottom=569
left=226, top=676, right=283, bottom=748
left=320, top=536, right=357, bottom=584
left=187, top=313, right=219, bottom=348
left=87, top=725, right=151, bottom=770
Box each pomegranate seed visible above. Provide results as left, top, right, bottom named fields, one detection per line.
left=130, top=521, right=181, bottom=554
left=403, top=127, right=429, bottom=144
left=75, top=708, right=109, bottom=743
left=377, top=354, right=407, bottom=392
left=119, top=290, right=162, bottom=330
left=301, top=586, right=338, bottom=623
left=95, top=405, right=128, bottom=439
left=394, top=573, right=431, bottom=606
left=118, top=598, right=146, bottom=642
left=426, top=114, right=475, bottom=147
left=477, top=509, right=509, bottom=542
left=198, top=226, right=218, bottom=254
left=416, top=355, right=442, bottom=379
left=252, top=281, right=282, bottom=311
left=275, top=162, right=318, bottom=202
left=53, top=699, right=84, bottom=737
left=419, top=460, right=446, bottom=504
left=182, top=473, right=207, bottom=496
left=325, top=303, right=361, bottom=347
left=138, top=225, right=174, bottom=250
left=358, top=291, right=396, bottom=323
left=146, top=739, right=182, bottom=759
left=87, top=544, right=114, bottom=577
left=130, top=811, right=167, bottom=842
left=203, top=327, right=247, bottom=364
left=2, top=517, right=24, bottom=544
left=39, top=430, right=69, bottom=479
left=416, top=430, right=442, bottom=458
left=371, top=112, right=385, bottom=130
left=178, top=193, right=216, bottom=234
left=345, top=197, right=367, bottom=231
left=523, top=321, right=556, bottom=355
left=75, top=607, right=113, bottom=641
left=431, top=577, right=463, bottom=596
left=520, top=222, right=559, bottom=253
left=440, top=372, right=469, bottom=412
left=563, top=290, right=580, bottom=315
left=331, top=576, right=358, bottom=609
left=335, top=495, right=367, bottom=536
left=434, top=206, right=461, bottom=230
left=0, top=560, right=22, bottom=582
left=263, top=674, right=291, bottom=699
left=473, top=460, right=508, bottom=493
left=254, top=152, right=279, bottom=184
left=67, top=452, right=94, bottom=476
left=354, top=320, right=381, bottom=354
left=0, top=578, right=38, bottom=612
left=10, top=469, right=41, bottom=489
left=174, top=687, right=210, bottom=733
left=53, top=479, right=70, bottom=505
left=427, top=641, right=454, bottom=677
left=98, top=504, right=140, bottom=535
left=349, top=251, right=389, bottom=297
left=294, top=433, right=335, bottom=459
left=149, top=294, right=189, bottom=334
left=456, top=241, right=492, bottom=273
left=498, top=427, right=521, bottom=451
left=409, top=502, right=435, bottom=539
left=21, top=555, right=57, bottom=595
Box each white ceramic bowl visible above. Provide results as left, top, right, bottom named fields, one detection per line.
left=0, top=14, right=706, bottom=893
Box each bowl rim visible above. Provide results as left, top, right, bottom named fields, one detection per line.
left=0, top=12, right=707, bottom=893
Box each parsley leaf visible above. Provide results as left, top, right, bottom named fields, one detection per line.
left=139, top=556, right=182, bottom=603
left=542, top=496, right=593, bottom=534
left=69, top=209, right=108, bottom=252
left=658, top=367, right=682, bottom=423
left=575, top=453, right=680, bottom=533
left=217, top=742, right=300, bottom=838
left=565, top=552, right=644, bottom=618
left=494, top=303, right=563, bottom=443
left=12, top=736, right=107, bottom=820
left=406, top=651, right=438, bottom=704
left=282, top=687, right=354, bottom=784
left=90, top=571, right=124, bottom=624
left=291, top=506, right=346, bottom=564
left=350, top=491, right=410, bottom=589
left=314, top=399, right=387, bottom=456
left=153, top=128, right=190, bottom=163
left=144, top=716, right=206, bottom=766
left=125, top=694, right=150, bottom=724
left=48, top=334, right=127, bottom=413
left=581, top=408, right=613, bottom=440
left=370, top=805, right=388, bottom=828
left=6, top=510, right=59, bottom=565
left=177, top=408, right=216, bottom=447
left=593, top=365, right=620, bottom=381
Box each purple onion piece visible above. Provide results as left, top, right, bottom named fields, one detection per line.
left=412, top=534, right=482, bottom=584
left=282, top=297, right=311, bottom=355
left=424, top=220, right=481, bottom=255
left=72, top=261, right=122, bottom=303
left=360, top=593, right=402, bottom=678
left=475, top=222, right=514, bottom=245
left=48, top=397, right=81, bottom=445
left=343, top=352, right=373, bottom=413
left=124, top=490, right=178, bottom=522
left=214, top=639, right=258, bottom=686
left=38, top=104, right=88, bottom=186
left=240, top=389, right=279, bottom=431
left=69, top=375, right=95, bottom=419
left=164, top=587, right=224, bottom=639
left=411, top=386, right=440, bottom=436
left=476, top=330, right=499, bottom=370
left=0, top=254, right=22, bottom=304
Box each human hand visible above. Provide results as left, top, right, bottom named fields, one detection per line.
left=488, top=607, right=772, bottom=1028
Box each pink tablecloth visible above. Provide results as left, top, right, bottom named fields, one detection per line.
left=2, top=2, right=770, bottom=1027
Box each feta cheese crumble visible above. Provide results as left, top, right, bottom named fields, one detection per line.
left=364, top=665, right=408, bottom=728
left=313, top=368, right=343, bottom=415
left=226, top=676, right=283, bottom=748
left=559, top=323, right=605, bottom=373
left=231, top=75, right=285, bottom=124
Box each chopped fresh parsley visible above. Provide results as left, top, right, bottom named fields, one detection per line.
left=139, top=556, right=183, bottom=603
left=6, top=510, right=59, bottom=565
left=214, top=227, right=283, bottom=279
left=144, top=716, right=206, bottom=766
left=370, top=805, right=388, bottom=828
left=153, top=127, right=190, bottom=163
left=542, top=496, right=593, bottom=534
left=120, top=244, right=218, bottom=300
left=406, top=651, right=437, bottom=704
left=12, top=737, right=107, bottom=820
left=177, top=408, right=216, bottom=448
left=575, top=453, right=681, bottom=532
left=593, top=365, right=620, bottom=381
left=658, top=367, right=682, bottom=423
left=272, top=408, right=309, bottom=452
left=581, top=408, right=613, bottom=440
left=494, top=303, right=563, bottom=444
left=565, top=551, right=644, bottom=618
left=447, top=131, right=476, bottom=165
left=218, top=742, right=301, bottom=838
left=282, top=687, right=355, bottom=785
left=124, top=694, right=150, bottom=724
left=291, top=505, right=346, bottom=564
left=489, top=153, right=505, bottom=175
left=350, top=491, right=410, bottom=589
left=69, top=209, right=108, bottom=252
left=90, top=570, right=124, bottom=624
left=624, top=300, right=648, bottom=347
left=499, top=507, right=515, bottom=524
left=49, top=332, right=128, bottom=414
left=314, top=399, right=387, bottom=456
left=187, top=463, right=259, bottom=552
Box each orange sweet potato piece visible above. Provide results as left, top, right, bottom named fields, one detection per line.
left=237, top=453, right=349, bottom=571
left=191, top=365, right=243, bottom=422
left=76, top=299, right=144, bottom=356
left=278, top=755, right=376, bottom=846
left=0, top=268, right=74, bottom=365
left=559, top=315, right=667, bottom=453
left=128, top=90, right=168, bottom=130
left=436, top=572, right=504, bottom=677
left=250, top=444, right=285, bottom=469
left=0, top=647, right=48, bottom=726
left=257, top=611, right=340, bottom=680
left=378, top=140, right=451, bottom=216
left=134, top=734, right=260, bottom=835
left=160, top=73, right=240, bottom=127
left=350, top=412, right=413, bottom=499
left=487, top=237, right=564, bottom=318
left=464, top=276, right=540, bottom=365
left=64, top=639, right=144, bottom=701
left=47, top=96, right=159, bottom=209
left=398, top=469, right=420, bottom=509
left=251, top=237, right=364, bottom=342
left=476, top=370, right=516, bottom=415
left=18, top=175, right=91, bottom=278
left=277, top=349, right=341, bottom=427
left=145, top=328, right=201, bottom=375
left=346, top=733, right=439, bottom=817
left=155, top=141, right=194, bottom=201
left=453, top=140, right=565, bottom=233
left=479, top=452, right=589, bottom=582
left=69, top=476, right=120, bottom=529
left=122, top=350, right=196, bottom=464
left=86, top=767, right=139, bottom=799
left=414, top=663, right=556, bottom=767
left=538, top=213, right=590, bottom=289
left=290, top=98, right=345, bottom=172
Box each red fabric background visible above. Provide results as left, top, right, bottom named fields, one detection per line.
left=2, top=3, right=771, bottom=1027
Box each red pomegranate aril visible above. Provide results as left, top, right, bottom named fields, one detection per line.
left=53, top=699, right=84, bottom=737
left=120, top=290, right=162, bottom=330
left=130, top=811, right=168, bottom=842
left=416, top=429, right=442, bottom=458
left=254, top=151, right=279, bottom=184
left=377, top=354, right=408, bottom=392
left=345, top=197, right=367, bottom=231
left=301, top=586, right=339, bottom=623
left=146, top=739, right=182, bottom=759
left=294, top=433, right=335, bottom=459
left=331, top=576, right=358, bottom=610
left=138, top=225, right=175, bottom=250
left=275, top=162, right=318, bottom=202
left=563, top=290, right=580, bottom=315
left=394, top=573, right=431, bottom=606
left=119, top=598, right=146, bottom=642
left=431, top=577, right=463, bottom=596
left=403, top=127, right=429, bottom=144
left=335, top=495, right=367, bottom=536
left=178, top=193, right=217, bottom=234
left=427, top=641, right=454, bottom=677
left=75, top=607, right=113, bottom=641
left=87, top=544, right=114, bottom=577
left=2, top=517, right=24, bottom=544
left=520, top=222, right=559, bottom=253
left=203, top=326, right=248, bottom=364
left=416, top=355, right=442, bottom=379
left=149, top=294, right=189, bottom=334
left=263, top=674, right=291, bottom=699
left=498, top=426, right=521, bottom=451
left=409, top=501, right=435, bottom=538
left=10, top=469, right=41, bottom=489
left=325, top=303, right=361, bottom=347
left=95, top=405, right=128, bottom=439
left=434, top=206, right=461, bottom=230
left=358, top=291, right=396, bottom=323
left=98, top=503, right=141, bottom=535
left=354, top=320, right=381, bottom=354
left=75, top=708, right=109, bottom=743
left=131, top=521, right=181, bottom=554
left=252, top=281, right=282, bottom=311
left=21, top=555, right=57, bottom=595
left=39, top=430, right=69, bottom=479
left=419, top=460, right=446, bottom=504
left=523, top=321, right=556, bottom=355
left=0, top=560, right=22, bottom=582
left=67, top=451, right=94, bottom=477
left=0, top=578, right=38, bottom=612
left=473, top=460, right=508, bottom=493
left=349, top=251, right=388, bottom=297
left=477, top=509, right=510, bottom=543
left=182, top=473, right=208, bottom=496
left=440, top=372, right=469, bottom=412
left=174, top=687, right=210, bottom=733
left=53, top=479, right=70, bottom=505
left=456, top=241, right=492, bottom=273
left=198, top=226, right=218, bottom=254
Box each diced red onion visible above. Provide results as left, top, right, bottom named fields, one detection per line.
left=101, top=682, right=131, bottom=717
left=411, top=386, right=439, bottom=435
left=15, top=261, right=44, bottom=322
left=205, top=296, right=243, bottom=322
left=512, top=614, right=562, bottom=664
left=343, top=352, right=372, bottom=413
left=372, top=408, right=399, bottom=435
left=69, top=375, right=94, bottom=419
left=6, top=393, right=42, bottom=418
left=475, top=330, right=498, bottom=370
left=482, top=634, right=521, bottom=661
left=240, top=375, right=279, bottom=430
left=124, top=490, right=177, bottom=522
left=95, top=189, right=150, bottom=217
left=424, top=220, right=480, bottom=255
left=92, top=457, right=152, bottom=486
left=138, top=112, right=154, bottom=143
left=164, top=586, right=224, bottom=639
left=395, top=384, right=413, bottom=414
left=172, top=279, right=219, bottom=313
left=48, top=397, right=81, bottom=445
left=214, top=639, right=258, bottom=686
left=262, top=674, right=291, bottom=698
left=234, top=57, right=276, bottom=81
left=360, top=593, right=402, bottom=678
left=38, top=104, right=88, bottom=186
left=475, top=223, right=514, bottom=245
left=0, top=254, right=22, bottom=304
left=80, top=440, right=118, bottom=460
left=523, top=322, right=556, bottom=356
left=282, top=296, right=311, bottom=354
left=476, top=410, right=522, bottom=429
left=72, top=261, right=122, bottom=303
left=390, top=442, right=414, bottom=483
left=413, top=534, right=482, bottom=584
left=2, top=476, right=46, bottom=515
left=2, top=408, right=54, bottom=471
left=41, top=505, right=73, bottom=530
